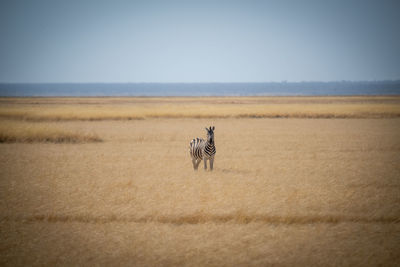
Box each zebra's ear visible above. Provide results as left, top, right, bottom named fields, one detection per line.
left=205, top=127, right=209, bottom=132
left=212, top=126, right=215, bottom=131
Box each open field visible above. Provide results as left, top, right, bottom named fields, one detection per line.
left=0, top=96, right=400, bottom=120
left=0, top=120, right=101, bottom=143
left=0, top=97, right=400, bottom=266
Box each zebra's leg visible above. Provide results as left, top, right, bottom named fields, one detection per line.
left=204, top=158, right=207, bottom=170
left=210, top=158, right=214, bottom=170
left=195, top=159, right=201, bottom=170
left=192, top=158, right=197, bottom=170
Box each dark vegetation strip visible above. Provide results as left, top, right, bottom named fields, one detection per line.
left=0, top=134, right=102, bottom=143
left=0, top=113, right=400, bottom=121
left=2, top=214, right=399, bottom=225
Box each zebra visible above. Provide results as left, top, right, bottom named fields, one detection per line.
left=189, top=126, right=216, bottom=171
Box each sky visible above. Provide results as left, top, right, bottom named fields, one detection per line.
left=0, top=0, right=399, bottom=83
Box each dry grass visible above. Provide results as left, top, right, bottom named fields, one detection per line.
left=0, top=97, right=400, bottom=266
left=0, top=120, right=101, bottom=143
left=0, top=96, right=399, bottom=120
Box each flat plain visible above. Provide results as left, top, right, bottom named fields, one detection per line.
left=0, top=96, right=399, bottom=266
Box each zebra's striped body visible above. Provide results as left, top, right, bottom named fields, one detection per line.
left=189, top=126, right=216, bottom=170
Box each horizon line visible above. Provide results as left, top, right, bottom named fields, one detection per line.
left=1, top=80, right=400, bottom=84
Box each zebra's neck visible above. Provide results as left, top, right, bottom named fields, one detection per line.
left=203, top=139, right=216, bottom=158
left=206, top=140, right=214, bottom=147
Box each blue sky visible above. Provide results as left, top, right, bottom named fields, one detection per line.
left=0, top=0, right=399, bottom=82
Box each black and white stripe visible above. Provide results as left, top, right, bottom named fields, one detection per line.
left=189, top=126, right=216, bottom=170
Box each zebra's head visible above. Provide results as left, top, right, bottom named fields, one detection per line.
left=205, top=126, right=215, bottom=144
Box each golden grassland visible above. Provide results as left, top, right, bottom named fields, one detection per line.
left=0, top=120, right=102, bottom=143
left=0, top=96, right=399, bottom=120
left=0, top=97, right=400, bottom=266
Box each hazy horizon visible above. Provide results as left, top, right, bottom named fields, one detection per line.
left=1, top=0, right=399, bottom=83
left=1, top=80, right=400, bottom=84
left=2, top=80, right=400, bottom=97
